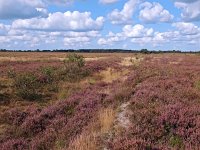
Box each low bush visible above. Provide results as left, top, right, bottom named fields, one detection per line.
left=63, top=54, right=89, bottom=82
left=14, top=73, right=42, bottom=101
left=39, top=66, right=55, bottom=84
left=7, top=69, right=16, bottom=78
left=64, top=53, right=85, bottom=68
left=10, top=54, right=90, bottom=101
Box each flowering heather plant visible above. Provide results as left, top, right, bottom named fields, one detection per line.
left=0, top=61, right=62, bottom=77
left=1, top=138, right=29, bottom=150
left=109, top=55, right=200, bottom=149
left=0, top=81, right=112, bottom=149
left=1, top=54, right=200, bottom=149
left=108, top=137, right=155, bottom=150
left=85, top=57, right=121, bottom=73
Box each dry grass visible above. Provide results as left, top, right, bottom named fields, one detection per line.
left=68, top=108, right=115, bottom=150
left=68, top=132, right=97, bottom=150
left=99, top=68, right=129, bottom=83
left=0, top=52, right=100, bottom=62
left=0, top=124, right=6, bottom=135
left=120, top=56, right=143, bottom=67
left=0, top=52, right=136, bottom=62
left=57, top=82, right=82, bottom=100
left=99, top=108, right=115, bottom=134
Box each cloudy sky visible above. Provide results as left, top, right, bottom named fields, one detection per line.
left=0, top=0, right=200, bottom=51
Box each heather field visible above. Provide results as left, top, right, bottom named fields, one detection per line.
left=0, top=52, right=200, bottom=150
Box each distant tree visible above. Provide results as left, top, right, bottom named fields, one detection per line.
left=140, top=49, right=149, bottom=54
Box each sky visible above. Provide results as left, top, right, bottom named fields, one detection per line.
left=0, top=0, right=200, bottom=51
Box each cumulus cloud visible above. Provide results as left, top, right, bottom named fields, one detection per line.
left=98, top=31, right=125, bottom=45
left=0, top=30, right=42, bottom=48
left=12, top=11, right=104, bottom=32
left=130, top=30, right=182, bottom=47
left=122, top=24, right=153, bottom=37
left=63, top=31, right=101, bottom=38
left=64, top=37, right=90, bottom=46
left=97, top=24, right=153, bottom=45
left=97, top=22, right=200, bottom=47
left=98, top=35, right=124, bottom=45
left=174, top=1, right=200, bottom=21
left=0, top=24, right=10, bottom=35
left=0, top=26, right=101, bottom=49
left=0, top=0, right=47, bottom=19
left=62, top=31, right=101, bottom=47
left=108, top=0, right=139, bottom=24
left=172, top=22, right=200, bottom=35
left=153, top=31, right=180, bottom=43
left=99, top=0, right=118, bottom=4
left=139, top=2, right=174, bottom=23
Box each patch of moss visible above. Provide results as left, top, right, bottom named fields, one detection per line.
left=169, top=135, right=183, bottom=148
left=195, top=80, right=200, bottom=90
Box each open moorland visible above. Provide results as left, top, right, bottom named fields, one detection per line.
left=0, top=52, right=200, bottom=150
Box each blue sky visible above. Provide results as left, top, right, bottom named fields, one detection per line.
left=0, top=0, right=200, bottom=51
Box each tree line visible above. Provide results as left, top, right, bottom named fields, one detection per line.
left=0, top=48, right=199, bottom=54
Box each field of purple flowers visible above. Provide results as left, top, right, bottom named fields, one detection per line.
left=109, top=54, right=200, bottom=149
left=0, top=53, right=200, bottom=150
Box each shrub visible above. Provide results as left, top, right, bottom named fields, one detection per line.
left=39, top=66, right=55, bottom=84
left=64, top=53, right=85, bottom=68
left=14, top=73, right=42, bottom=101
left=63, top=54, right=88, bottom=82
left=7, top=69, right=16, bottom=78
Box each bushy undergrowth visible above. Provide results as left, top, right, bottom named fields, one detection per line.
left=61, top=53, right=88, bottom=81
left=14, top=73, right=42, bottom=100
left=10, top=54, right=90, bottom=101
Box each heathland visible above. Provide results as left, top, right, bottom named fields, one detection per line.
left=0, top=52, right=200, bottom=149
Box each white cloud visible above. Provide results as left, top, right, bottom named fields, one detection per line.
left=108, top=0, right=139, bottom=24
left=63, top=31, right=101, bottom=38
left=97, top=24, right=153, bottom=45
left=98, top=38, right=108, bottom=45
left=98, top=35, right=124, bottom=45
left=130, top=31, right=180, bottom=47
left=153, top=31, right=180, bottom=43
left=0, top=24, right=10, bottom=35
left=64, top=37, right=90, bottom=46
left=122, top=24, right=153, bottom=37
left=175, top=1, right=200, bottom=21
left=12, top=11, right=104, bottom=32
left=97, top=23, right=199, bottom=48
left=98, top=30, right=127, bottom=45
left=0, top=26, right=101, bottom=49
left=139, top=2, right=174, bottom=23
left=131, top=37, right=152, bottom=45
left=172, top=22, right=200, bottom=35
left=0, top=0, right=47, bottom=19
left=99, top=0, right=118, bottom=4
left=63, top=31, right=100, bottom=47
